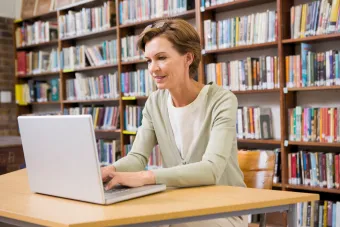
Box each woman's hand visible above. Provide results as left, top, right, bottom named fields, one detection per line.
left=101, top=165, right=116, bottom=183
left=104, top=171, right=156, bottom=190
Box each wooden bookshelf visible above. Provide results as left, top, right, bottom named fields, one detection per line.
left=285, top=184, right=340, bottom=194
left=60, top=27, right=117, bottom=41
left=16, top=71, right=60, bottom=78
left=287, top=85, right=340, bottom=92
left=62, top=98, right=120, bottom=104
left=232, top=89, right=280, bottom=94
left=282, top=33, right=340, bottom=44
left=237, top=139, right=281, bottom=145
left=119, top=9, right=196, bottom=29
left=62, top=63, right=118, bottom=73
left=203, top=0, right=275, bottom=12
left=287, top=141, right=340, bottom=148
left=15, top=11, right=57, bottom=24
left=204, top=42, right=278, bottom=54
left=16, top=40, right=58, bottom=50
left=30, top=101, right=60, bottom=105
left=95, top=129, right=121, bottom=133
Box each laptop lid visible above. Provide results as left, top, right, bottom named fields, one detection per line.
left=18, top=115, right=105, bottom=204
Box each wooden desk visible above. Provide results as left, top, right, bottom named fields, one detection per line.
left=0, top=170, right=319, bottom=227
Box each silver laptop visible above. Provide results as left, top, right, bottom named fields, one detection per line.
left=17, top=115, right=166, bottom=205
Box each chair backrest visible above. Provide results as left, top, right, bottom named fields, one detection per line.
left=238, top=150, right=276, bottom=189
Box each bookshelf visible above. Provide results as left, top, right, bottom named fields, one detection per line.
left=13, top=0, right=340, bottom=223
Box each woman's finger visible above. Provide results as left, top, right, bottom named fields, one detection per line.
left=105, top=176, right=119, bottom=191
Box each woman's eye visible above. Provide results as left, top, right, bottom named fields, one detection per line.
left=158, top=56, right=166, bottom=60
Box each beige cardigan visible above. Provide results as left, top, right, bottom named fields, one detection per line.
left=113, top=83, right=246, bottom=188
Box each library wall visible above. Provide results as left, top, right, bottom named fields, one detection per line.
left=0, top=16, right=17, bottom=136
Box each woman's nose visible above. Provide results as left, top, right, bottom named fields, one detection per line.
left=148, top=61, right=159, bottom=74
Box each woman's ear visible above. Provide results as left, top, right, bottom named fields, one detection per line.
left=185, top=52, right=194, bottom=66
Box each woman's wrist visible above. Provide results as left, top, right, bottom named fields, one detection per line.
left=141, top=170, right=156, bottom=185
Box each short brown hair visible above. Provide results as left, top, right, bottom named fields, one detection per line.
left=137, top=19, right=201, bottom=78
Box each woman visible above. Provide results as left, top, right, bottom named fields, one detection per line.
left=101, top=18, right=247, bottom=227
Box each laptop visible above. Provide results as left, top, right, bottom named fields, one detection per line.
left=17, top=115, right=166, bottom=205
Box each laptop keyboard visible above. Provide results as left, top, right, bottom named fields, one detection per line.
left=104, top=185, right=132, bottom=198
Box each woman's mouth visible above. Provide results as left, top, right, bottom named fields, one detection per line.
left=154, top=76, right=166, bottom=83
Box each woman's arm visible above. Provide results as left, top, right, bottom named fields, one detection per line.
left=150, top=93, right=238, bottom=187
left=112, top=99, right=157, bottom=172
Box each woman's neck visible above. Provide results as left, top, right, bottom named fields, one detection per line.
left=169, top=79, right=205, bottom=107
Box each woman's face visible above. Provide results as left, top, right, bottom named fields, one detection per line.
left=144, top=36, right=190, bottom=90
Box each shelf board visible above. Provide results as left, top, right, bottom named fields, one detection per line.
left=203, top=0, right=275, bottom=13
left=63, top=98, right=119, bottom=104
left=95, top=129, right=121, bottom=133
left=122, top=96, right=148, bottom=100
left=16, top=40, right=58, bottom=50
left=286, top=184, right=340, bottom=194
left=16, top=71, right=60, bottom=78
left=119, top=10, right=196, bottom=29
left=123, top=130, right=137, bottom=135
left=288, top=141, right=340, bottom=147
left=121, top=59, right=147, bottom=65
left=283, top=33, right=340, bottom=44
left=237, top=139, right=281, bottom=145
left=15, top=11, right=57, bottom=24
left=232, top=88, right=280, bottom=94
left=61, top=27, right=117, bottom=41
left=287, top=85, right=340, bottom=92
left=204, top=42, right=277, bottom=54
left=56, top=0, right=97, bottom=11
left=62, top=63, right=118, bottom=73
left=30, top=101, right=60, bottom=105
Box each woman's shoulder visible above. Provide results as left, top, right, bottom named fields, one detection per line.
left=146, top=89, right=168, bottom=103
left=207, top=83, right=238, bottom=107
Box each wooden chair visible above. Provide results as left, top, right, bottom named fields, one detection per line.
left=238, top=150, right=276, bottom=227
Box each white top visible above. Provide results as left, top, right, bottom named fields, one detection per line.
left=167, top=85, right=209, bottom=159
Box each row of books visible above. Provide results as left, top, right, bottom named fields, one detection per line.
left=60, top=40, right=118, bottom=70
left=204, top=10, right=277, bottom=50
left=288, top=151, right=340, bottom=189
left=295, top=200, right=340, bottom=227
left=64, top=106, right=120, bottom=130
left=16, top=50, right=59, bottom=76
left=286, top=44, right=340, bottom=88
left=124, top=105, right=143, bottom=132
left=205, top=56, right=279, bottom=91
left=97, top=139, right=121, bottom=165
left=65, top=72, right=119, bottom=101
left=121, top=69, right=157, bottom=97
left=288, top=107, right=340, bottom=143
left=121, top=35, right=144, bottom=62
left=290, top=0, right=340, bottom=39
left=236, top=107, right=274, bottom=140
left=15, top=20, right=58, bottom=47
left=119, top=0, right=194, bottom=25
left=15, top=78, right=59, bottom=105
left=58, top=1, right=116, bottom=38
